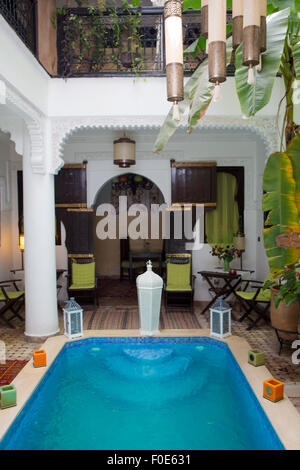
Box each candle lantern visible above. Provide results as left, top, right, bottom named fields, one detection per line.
left=232, top=0, right=243, bottom=50
left=201, top=0, right=208, bottom=39
left=210, top=296, right=231, bottom=338
left=63, top=297, right=83, bottom=339
left=164, top=0, right=184, bottom=120
left=243, top=0, right=261, bottom=84
left=208, top=0, right=227, bottom=101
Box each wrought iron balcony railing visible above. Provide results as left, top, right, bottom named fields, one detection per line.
left=57, top=7, right=233, bottom=78
left=0, top=3, right=234, bottom=78
left=0, top=0, right=36, bottom=54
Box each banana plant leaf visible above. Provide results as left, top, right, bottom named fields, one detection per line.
left=263, top=149, right=300, bottom=272
left=235, top=8, right=290, bottom=117
left=287, top=133, right=300, bottom=213
left=292, top=37, right=300, bottom=80
left=153, top=59, right=211, bottom=153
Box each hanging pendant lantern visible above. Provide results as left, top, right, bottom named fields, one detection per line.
left=113, top=136, right=136, bottom=168
left=208, top=0, right=227, bottom=102
left=260, top=0, right=267, bottom=53
left=164, top=0, right=184, bottom=121
left=201, top=0, right=208, bottom=39
left=232, top=0, right=243, bottom=50
left=243, top=0, right=260, bottom=85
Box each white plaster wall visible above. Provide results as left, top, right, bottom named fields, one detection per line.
left=0, top=15, right=49, bottom=115
left=0, top=136, right=22, bottom=281
left=48, top=76, right=285, bottom=118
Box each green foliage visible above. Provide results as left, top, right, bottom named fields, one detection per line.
left=262, top=134, right=300, bottom=273
left=264, top=266, right=300, bottom=307
left=235, top=9, right=289, bottom=117
left=54, top=0, right=144, bottom=76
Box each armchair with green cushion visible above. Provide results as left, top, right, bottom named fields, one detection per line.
left=68, top=258, right=99, bottom=308
left=236, top=273, right=273, bottom=330
left=0, top=280, right=25, bottom=328
left=164, top=254, right=195, bottom=314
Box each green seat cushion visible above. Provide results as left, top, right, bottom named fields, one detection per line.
left=166, top=285, right=192, bottom=292
left=69, top=283, right=95, bottom=290
left=72, top=260, right=95, bottom=288
left=166, top=261, right=191, bottom=291
left=0, top=290, right=24, bottom=301
left=236, top=289, right=271, bottom=302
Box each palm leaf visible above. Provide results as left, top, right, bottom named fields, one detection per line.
left=235, top=8, right=290, bottom=117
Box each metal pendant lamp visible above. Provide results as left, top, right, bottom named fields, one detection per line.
left=113, top=135, right=136, bottom=168
left=232, top=0, right=243, bottom=51
left=208, top=0, right=227, bottom=102
left=242, top=0, right=261, bottom=85
left=164, top=0, right=184, bottom=121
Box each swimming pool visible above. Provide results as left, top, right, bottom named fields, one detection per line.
left=0, top=336, right=284, bottom=450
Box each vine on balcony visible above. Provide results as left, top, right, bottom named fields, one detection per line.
left=53, top=0, right=144, bottom=77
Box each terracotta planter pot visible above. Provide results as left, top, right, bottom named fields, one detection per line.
left=270, top=287, right=300, bottom=342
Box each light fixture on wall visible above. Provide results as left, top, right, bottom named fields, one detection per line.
left=19, top=233, right=24, bottom=269
left=208, top=0, right=227, bottom=102
left=164, top=0, right=184, bottom=121
left=113, top=135, right=136, bottom=168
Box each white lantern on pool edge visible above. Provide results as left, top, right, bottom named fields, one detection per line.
left=63, top=297, right=83, bottom=339
left=136, top=260, right=163, bottom=336
left=210, top=297, right=231, bottom=338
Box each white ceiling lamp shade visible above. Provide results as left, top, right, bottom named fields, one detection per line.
left=164, top=0, right=184, bottom=121
left=208, top=0, right=227, bottom=103
left=113, top=136, right=136, bottom=168
left=232, top=0, right=243, bottom=51
left=243, top=0, right=261, bottom=85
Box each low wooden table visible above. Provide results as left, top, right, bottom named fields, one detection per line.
left=129, top=251, right=163, bottom=282
left=198, top=270, right=243, bottom=319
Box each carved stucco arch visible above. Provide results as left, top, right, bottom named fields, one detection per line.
left=52, top=115, right=279, bottom=175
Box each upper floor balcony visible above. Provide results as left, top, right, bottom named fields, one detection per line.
left=0, top=0, right=234, bottom=78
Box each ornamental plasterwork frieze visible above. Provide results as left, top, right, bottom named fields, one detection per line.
left=0, top=79, right=46, bottom=174
left=51, top=115, right=278, bottom=178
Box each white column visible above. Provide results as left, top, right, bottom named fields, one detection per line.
left=23, top=131, right=59, bottom=339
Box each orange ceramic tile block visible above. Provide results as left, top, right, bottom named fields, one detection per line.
left=263, top=378, right=284, bottom=403
left=33, top=350, right=47, bottom=368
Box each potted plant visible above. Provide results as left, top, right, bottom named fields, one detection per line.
left=210, top=245, right=242, bottom=272
left=264, top=266, right=300, bottom=341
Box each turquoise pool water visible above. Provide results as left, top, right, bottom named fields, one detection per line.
left=0, top=337, right=284, bottom=450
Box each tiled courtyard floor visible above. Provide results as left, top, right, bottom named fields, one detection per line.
left=1, top=297, right=299, bottom=413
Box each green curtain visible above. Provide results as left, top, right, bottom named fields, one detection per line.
left=205, top=172, right=239, bottom=245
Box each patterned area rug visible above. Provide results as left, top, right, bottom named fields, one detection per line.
left=98, top=279, right=137, bottom=298
left=0, top=360, right=28, bottom=386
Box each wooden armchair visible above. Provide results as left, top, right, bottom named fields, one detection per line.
left=164, top=254, right=195, bottom=314
left=67, top=257, right=99, bottom=308
left=236, top=274, right=272, bottom=330
left=0, top=280, right=25, bottom=328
